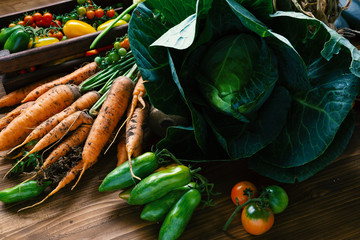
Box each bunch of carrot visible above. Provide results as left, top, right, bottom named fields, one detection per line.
left=0, top=54, right=150, bottom=209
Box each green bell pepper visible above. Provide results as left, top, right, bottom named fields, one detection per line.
left=3, top=28, right=30, bottom=53
left=0, top=25, right=23, bottom=49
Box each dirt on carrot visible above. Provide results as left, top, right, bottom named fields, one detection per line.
left=0, top=101, right=34, bottom=131
left=125, top=101, right=150, bottom=179
left=22, top=62, right=98, bottom=103
left=0, top=84, right=81, bottom=151
left=9, top=91, right=99, bottom=153
left=74, top=76, right=135, bottom=187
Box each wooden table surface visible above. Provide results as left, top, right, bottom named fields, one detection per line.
left=0, top=1, right=360, bottom=240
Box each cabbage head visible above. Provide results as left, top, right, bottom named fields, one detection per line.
left=128, top=0, right=360, bottom=182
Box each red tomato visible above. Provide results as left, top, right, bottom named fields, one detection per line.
left=33, top=12, right=42, bottom=22
left=35, top=20, right=44, bottom=27
left=17, top=21, right=25, bottom=26
left=29, top=66, right=36, bottom=72
left=86, top=10, right=95, bottom=20
left=19, top=69, right=27, bottom=75
left=241, top=202, right=274, bottom=235
left=106, top=9, right=115, bottom=18
left=51, top=20, right=62, bottom=28
left=120, top=37, right=130, bottom=50
left=95, top=8, right=104, bottom=18
left=43, top=13, right=53, bottom=23
left=24, top=15, right=34, bottom=26
left=54, top=31, right=64, bottom=41
left=231, top=181, right=258, bottom=206
left=42, top=20, right=51, bottom=28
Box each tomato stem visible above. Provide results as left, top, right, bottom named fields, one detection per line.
left=223, top=188, right=266, bottom=232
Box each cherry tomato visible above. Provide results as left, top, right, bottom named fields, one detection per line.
left=77, top=6, right=86, bottom=16
left=70, top=13, right=78, bottom=20
left=19, top=69, right=27, bottom=75
left=77, top=0, right=86, bottom=4
left=86, top=10, right=95, bottom=20
left=265, top=185, right=288, bottom=214
left=120, top=38, right=130, bottom=50
left=24, top=15, right=34, bottom=26
left=50, top=20, right=62, bottom=28
left=8, top=23, right=16, bottom=28
left=108, top=51, right=119, bottom=62
left=43, top=13, right=53, bottom=24
left=121, top=13, right=131, bottom=22
left=231, top=181, right=258, bottom=206
left=106, top=9, right=115, bottom=18
left=113, top=41, right=121, bottom=50
left=95, top=8, right=104, bottom=18
left=29, top=66, right=36, bottom=72
left=33, top=12, right=42, bottom=22
left=62, top=16, right=70, bottom=24
left=42, top=20, right=51, bottom=28
left=117, top=47, right=127, bottom=56
left=54, top=31, right=64, bottom=41
left=94, top=56, right=102, bottom=65
left=35, top=20, right=44, bottom=27
left=17, top=21, right=25, bottom=26
left=241, top=202, right=274, bottom=235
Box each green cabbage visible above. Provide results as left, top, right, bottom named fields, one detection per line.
left=128, top=0, right=360, bottom=182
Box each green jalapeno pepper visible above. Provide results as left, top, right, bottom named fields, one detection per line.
left=0, top=25, right=23, bottom=49
left=3, top=28, right=30, bottom=53
left=98, top=152, right=159, bottom=192
left=140, top=182, right=196, bottom=222
left=128, top=165, right=192, bottom=205
left=118, top=186, right=134, bottom=201
left=0, top=180, right=51, bottom=204
left=159, top=188, right=201, bottom=240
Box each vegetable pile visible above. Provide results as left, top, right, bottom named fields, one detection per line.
left=224, top=181, right=289, bottom=235
left=0, top=0, right=130, bottom=54
left=0, top=34, right=148, bottom=209
left=99, top=151, right=211, bottom=240
left=128, top=0, right=360, bottom=183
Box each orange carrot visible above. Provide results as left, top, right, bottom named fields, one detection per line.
left=9, top=91, right=99, bottom=153
left=12, top=111, right=92, bottom=163
left=74, top=76, right=135, bottom=188
left=125, top=101, right=149, bottom=179
left=18, top=160, right=85, bottom=212
left=0, top=84, right=80, bottom=151
left=22, top=62, right=98, bottom=102
left=41, top=124, right=91, bottom=170
left=0, top=75, right=59, bottom=109
left=130, top=75, right=147, bottom=112
left=116, top=131, right=127, bottom=167
left=0, top=101, right=34, bottom=131
left=116, top=130, right=142, bottom=167
left=116, top=75, right=147, bottom=132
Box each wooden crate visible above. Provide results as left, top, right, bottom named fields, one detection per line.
left=0, top=0, right=131, bottom=92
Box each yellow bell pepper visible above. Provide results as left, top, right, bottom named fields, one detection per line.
left=97, top=19, right=127, bottom=31
left=27, top=36, right=39, bottom=49
left=63, top=20, right=96, bottom=39
left=34, top=37, right=59, bottom=48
